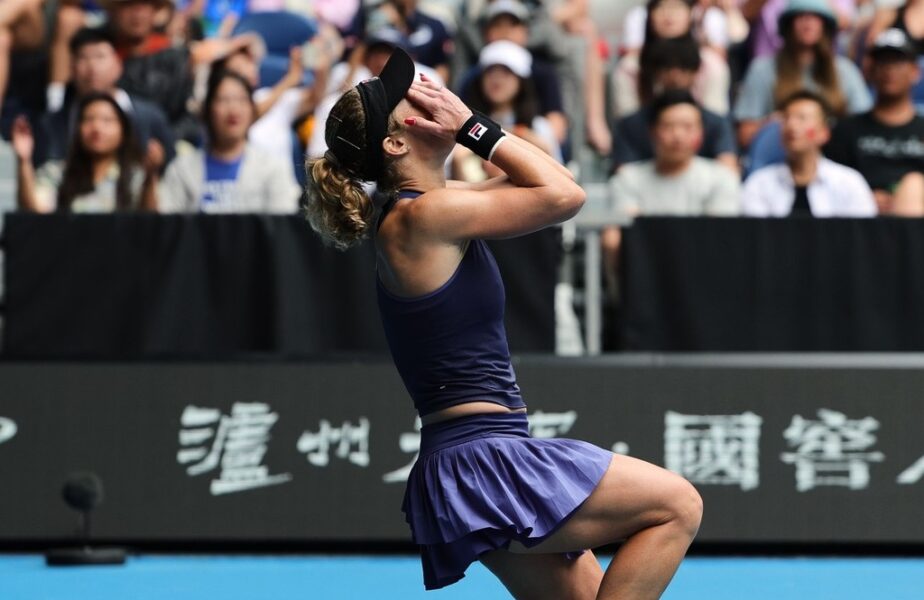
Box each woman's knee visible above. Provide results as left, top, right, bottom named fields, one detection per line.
left=666, top=477, right=703, bottom=538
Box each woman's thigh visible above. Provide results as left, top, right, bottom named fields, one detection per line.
left=510, top=453, right=701, bottom=555
left=480, top=548, right=604, bottom=600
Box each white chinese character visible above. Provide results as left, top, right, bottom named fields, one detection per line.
left=297, top=418, right=370, bottom=467
left=665, top=411, right=763, bottom=491
left=528, top=411, right=577, bottom=439
left=383, top=417, right=421, bottom=484
left=0, top=417, right=16, bottom=445
left=176, top=403, right=292, bottom=496
left=781, top=409, right=884, bottom=492
left=897, top=456, right=924, bottom=485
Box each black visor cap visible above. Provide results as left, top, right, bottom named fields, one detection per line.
left=326, top=46, right=415, bottom=181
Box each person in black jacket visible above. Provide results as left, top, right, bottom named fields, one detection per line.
left=826, top=29, right=924, bottom=216
left=35, top=26, right=175, bottom=171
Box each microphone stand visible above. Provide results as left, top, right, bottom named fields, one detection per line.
left=45, top=506, right=127, bottom=566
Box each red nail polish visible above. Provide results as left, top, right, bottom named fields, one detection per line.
left=404, top=118, right=416, bottom=125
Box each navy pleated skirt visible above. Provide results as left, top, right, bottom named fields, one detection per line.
left=402, top=411, right=613, bottom=590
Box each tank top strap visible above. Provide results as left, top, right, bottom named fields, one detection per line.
left=376, top=189, right=423, bottom=233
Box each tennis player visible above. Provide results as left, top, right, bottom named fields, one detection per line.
left=305, top=47, right=702, bottom=599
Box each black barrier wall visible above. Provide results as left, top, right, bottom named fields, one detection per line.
left=621, top=217, right=924, bottom=351
left=1, top=356, right=924, bottom=546
left=3, top=215, right=558, bottom=358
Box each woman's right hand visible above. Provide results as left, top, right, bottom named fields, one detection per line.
left=11, top=115, right=33, bottom=162
left=404, top=73, right=473, bottom=142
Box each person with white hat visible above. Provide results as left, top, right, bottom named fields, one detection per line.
left=474, top=0, right=568, bottom=147
left=453, top=40, right=562, bottom=181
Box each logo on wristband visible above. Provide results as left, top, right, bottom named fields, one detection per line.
left=467, top=123, right=488, bottom=141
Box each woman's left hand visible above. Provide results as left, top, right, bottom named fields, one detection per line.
left=404, top=74, right=473, bottom=142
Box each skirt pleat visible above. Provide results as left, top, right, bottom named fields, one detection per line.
left=402, top=412, right=613, bottom=590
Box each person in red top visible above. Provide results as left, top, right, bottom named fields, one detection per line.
left=103, top=0, right=261, bottom=143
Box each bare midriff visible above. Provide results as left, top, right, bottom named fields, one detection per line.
left=421, top=401, right=527, bottom=426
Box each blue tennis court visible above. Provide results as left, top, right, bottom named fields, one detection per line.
left=5, top=554, right=923, bottom=599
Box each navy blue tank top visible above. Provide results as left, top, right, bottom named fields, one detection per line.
left=376, top=190, right=525, bottom=417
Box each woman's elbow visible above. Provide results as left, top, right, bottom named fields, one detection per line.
left=556, top=182, right=586, bottom=219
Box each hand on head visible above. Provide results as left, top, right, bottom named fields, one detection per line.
left=404, top=73, right=473, bottom=141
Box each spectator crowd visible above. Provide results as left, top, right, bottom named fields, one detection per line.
left=1, top=0, right=923, bottom=223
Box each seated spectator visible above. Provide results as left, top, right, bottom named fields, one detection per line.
left=741, top=0, right=856, bottom=59
left=603, top=89, right=738, bottom=305
left=37, top=27, right=175, bottom=170
left=0, top=0, right=46, bottom=117
left=354, top=0, right=452, bottom=83
left=105, top=0, right=263, bottom=143
left=611, top=36, right=738, bottom=173
left=47, top=0, right=107, bottom=112
left=609, top=89, right=741, bottom=216
left=106, top=0, right=197, bottom=141
left=453, top=40, right=562, bottom=181
left=13, top=93, right=160, bottom=212
left=459, top=0, right=568, bottom=147
left=827, top=29, right=924, bottom=216
left=614, top=0, right=731, bottom=118
left=214, top=42, right=324, bottom=166
left=742, top=90, right=876, bottom=217
left=159, top=70, right=301, bottom=212
left=454, top=0, right=608, bottom=154
left=734, top=0, right=871, bottom=149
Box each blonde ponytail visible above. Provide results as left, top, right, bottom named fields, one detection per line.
left=303, top=87, right=403, bottom=249
left=304, top=156, right=375, bottom=250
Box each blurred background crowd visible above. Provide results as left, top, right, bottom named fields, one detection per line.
left=0, top=0, right=924, bottom=218
left=2, top=0, right=924, bottom=340
left=4, top=0, right=924, bottom=218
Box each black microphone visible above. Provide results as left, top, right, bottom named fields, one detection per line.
left=62, top=472, right=104, bottom=513
left=45, top=472, right=125, bottom=566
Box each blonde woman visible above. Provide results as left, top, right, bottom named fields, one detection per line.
left=304, top=48, right=702, bottom=599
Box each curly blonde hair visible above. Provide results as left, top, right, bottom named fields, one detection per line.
left=304, top=89, right=401, bottom=250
